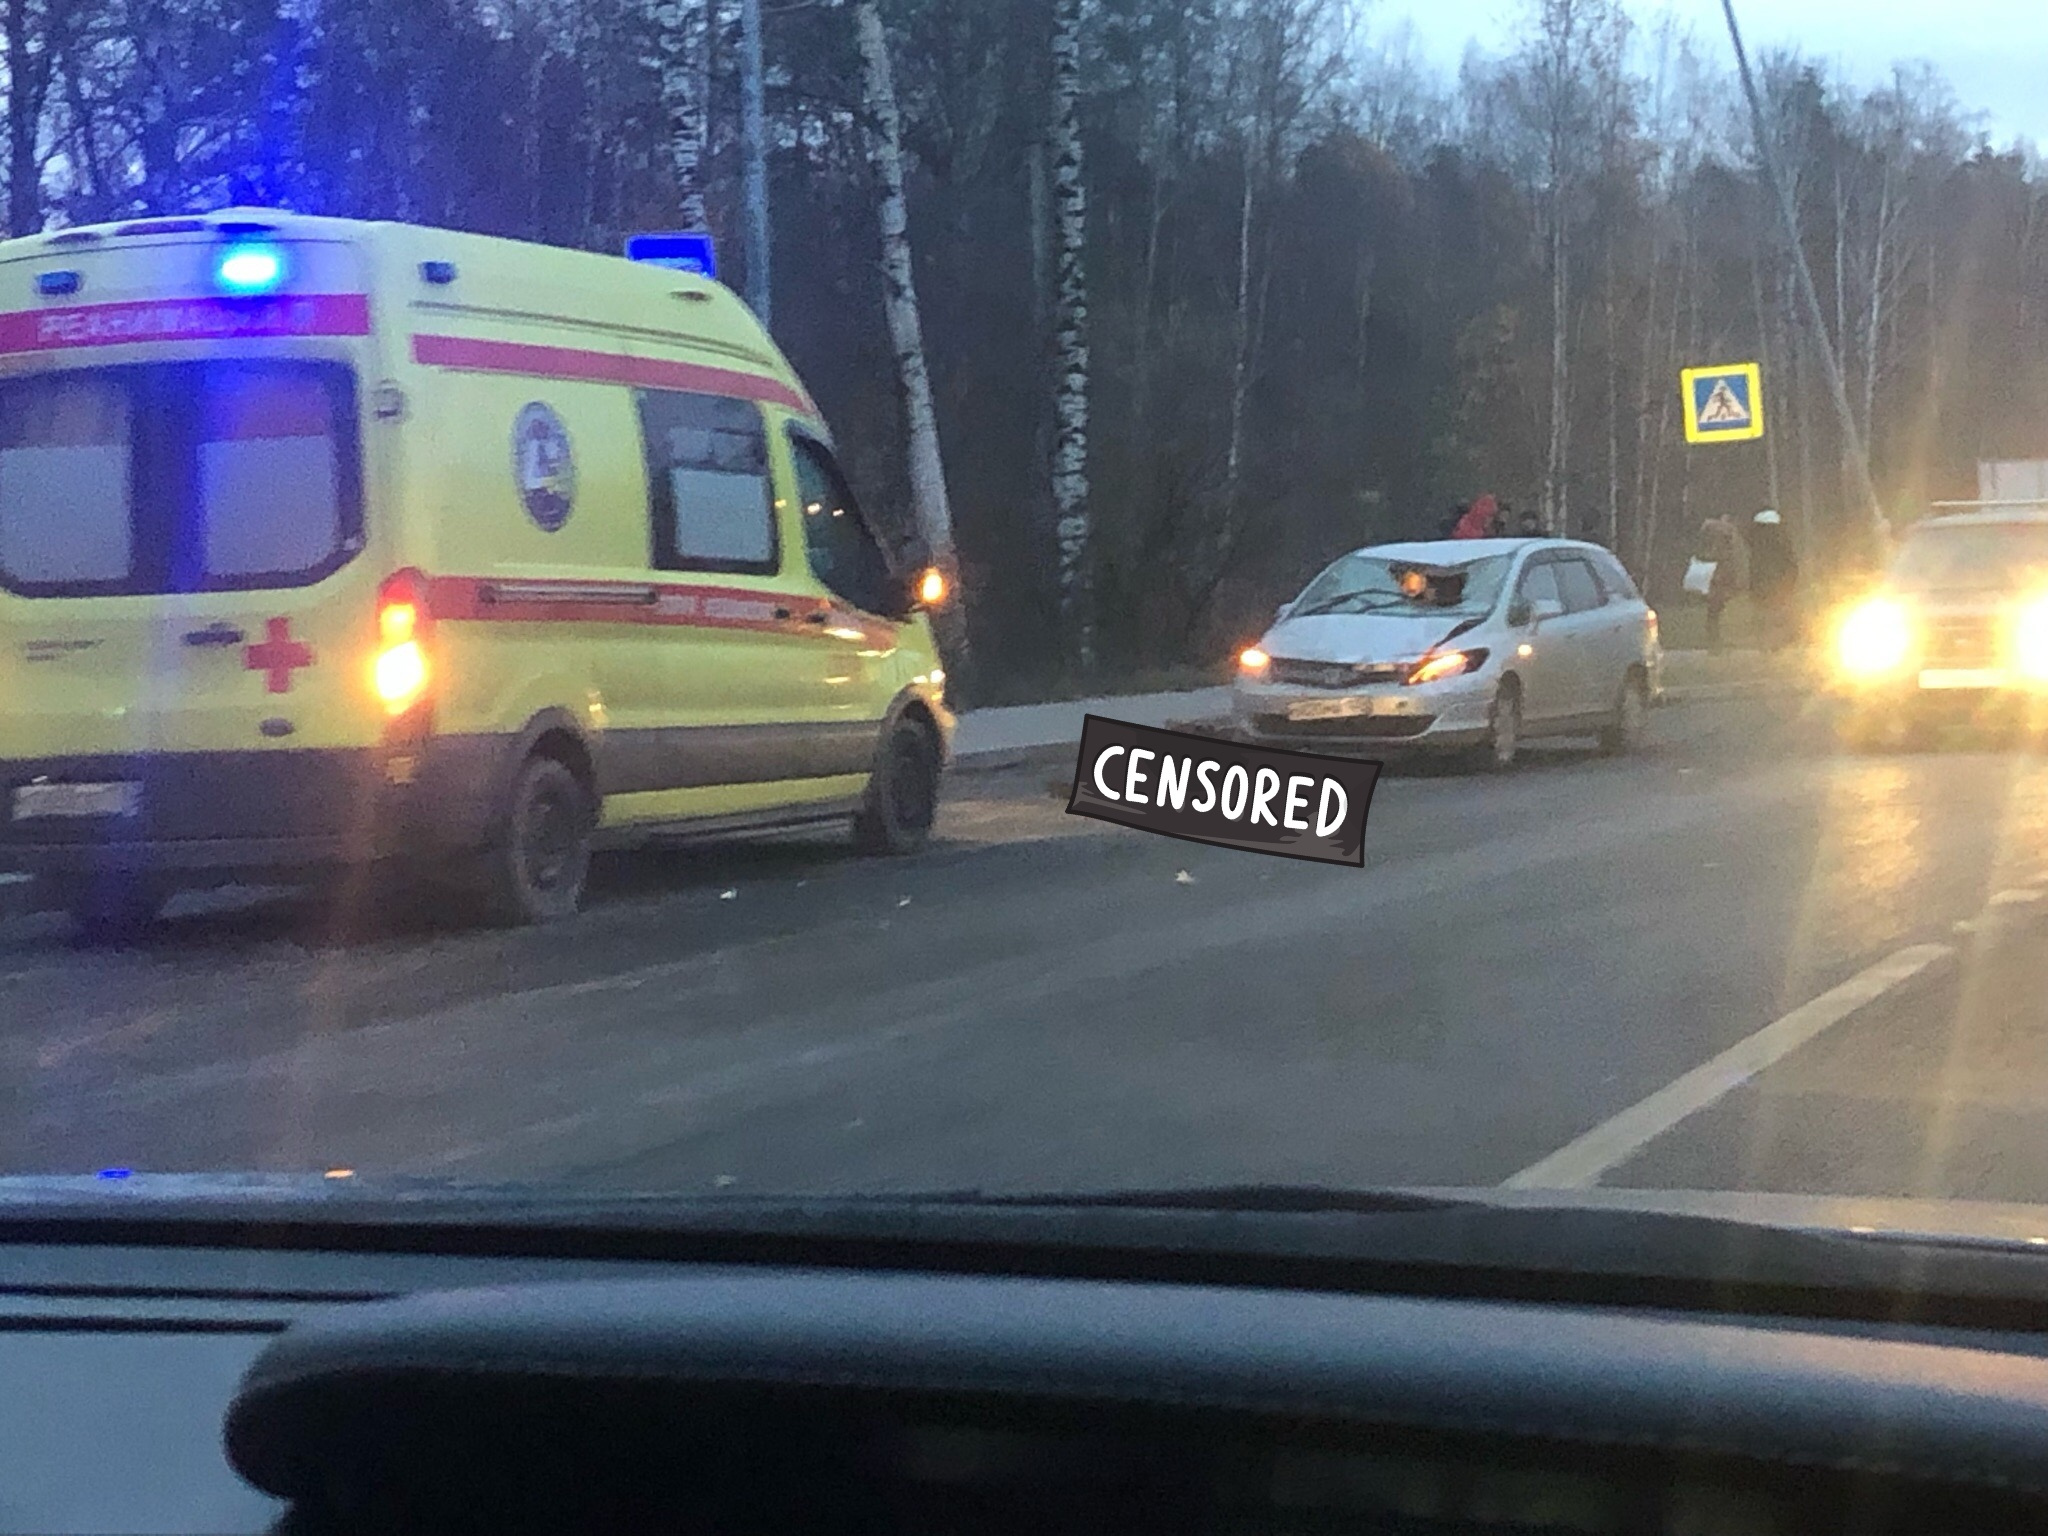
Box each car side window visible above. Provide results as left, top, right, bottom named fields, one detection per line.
left=638, top=390, right=778, bottom=574
left=1591, top=550, right=1639, bottom=602
left=1555, top=558, right=1605, bottom=613
left=789, top=434, right=895, bottom=616
left=1517, top=560, right=1563, bottom=610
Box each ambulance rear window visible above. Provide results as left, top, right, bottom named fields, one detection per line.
left=0, top=361, right=360, bottom=597
left=0, top=375, right=133, bottom=587
left=198, top=367, right=346, bottom=581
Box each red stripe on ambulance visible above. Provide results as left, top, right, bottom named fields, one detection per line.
left=409, top=333, right=814, bottom=415
left=0, top=294, right=371, bottom=354
left=423, top=575, right=886, bottom=646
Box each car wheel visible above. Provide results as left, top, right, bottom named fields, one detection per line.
left=1469, top=680, right=1521, bottom=773
left=854, top=714, right=942, bottom=855
left=479, top=753, right=593, bottom=925
left=1598, top=671, right=1650, bottom=755
left=60, top=876, right=165, bottom=945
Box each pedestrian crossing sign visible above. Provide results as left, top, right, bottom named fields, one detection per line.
left=1681, top=362, right=1764, bottom=444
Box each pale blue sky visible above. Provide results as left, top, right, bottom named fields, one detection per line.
left=1388, top=0, right=2047, bottom=147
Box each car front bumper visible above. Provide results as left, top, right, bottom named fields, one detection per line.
left=1838, top=672, right=2048, bottom=725
left=1231, top=672, right=1496, bottom=752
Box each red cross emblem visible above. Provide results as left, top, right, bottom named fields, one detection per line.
left=245, top=617, right=316, bottom=694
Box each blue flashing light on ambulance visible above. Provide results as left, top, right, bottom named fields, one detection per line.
left=213, top=241, right=288, bottom=295
left=0, top=211, right=951, bottom=935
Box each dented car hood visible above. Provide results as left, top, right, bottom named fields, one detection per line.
left=1260, top=611, right=1480, bottom=665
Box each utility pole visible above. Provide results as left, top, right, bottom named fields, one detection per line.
left=739, top=0, right=771, bottom=326
left=1719, top=0, right=1882, bottom=538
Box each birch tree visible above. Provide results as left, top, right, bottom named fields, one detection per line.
left=1511, top=0, right=1617, bottom=537
left=4, top=0, right=51, bottom=233
left=654, top=0, right=712, bottom=229
left=1049, top=0, right=1090, bottom=668
left=852, top=3, right=957, bottom=575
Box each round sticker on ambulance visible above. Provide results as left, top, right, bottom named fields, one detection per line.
left=511, top=402, right=576, bottom=532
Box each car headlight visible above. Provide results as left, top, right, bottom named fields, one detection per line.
left=1238, top=646, right=1271, bottom=675
left=1836, top=597, right=1912, bottom=679
left=1406, top=649, right=1488, bottom=685
left=2016, top=596, right=2048, bottom=680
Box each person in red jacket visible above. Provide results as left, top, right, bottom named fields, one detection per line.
left=1452, top=493, right=1500, bottom=540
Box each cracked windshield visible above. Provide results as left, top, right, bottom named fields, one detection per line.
left=8, top=0, right=2048, bottom=1223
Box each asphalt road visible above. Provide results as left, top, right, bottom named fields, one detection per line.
left=6, top=687, right=2048, bottom=1205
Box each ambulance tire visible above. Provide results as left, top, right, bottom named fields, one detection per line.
left=480, top=753, right=595, bottom=926
left=854, top=714, right=942, bottom=856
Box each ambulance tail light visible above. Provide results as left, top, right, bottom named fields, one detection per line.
left=374, top=570, right=434, bottom=722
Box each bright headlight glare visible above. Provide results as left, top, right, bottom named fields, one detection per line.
left=1836, top=597, right=1912, bottom=678
left=2016, top=596, right=2048, bottom=679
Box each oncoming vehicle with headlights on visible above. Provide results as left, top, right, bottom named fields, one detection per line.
left=0, top=211, right=952, bottom=936
left=1832, top=507, right=2048, bottom=749
left=1233, top=539, right=1663, bottom=771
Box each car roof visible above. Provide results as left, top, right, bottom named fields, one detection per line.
left=1352, top=537, right=1596, bottom=563
left=1913, top=509, right=2048, bottom=530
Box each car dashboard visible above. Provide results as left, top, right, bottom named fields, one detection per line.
left=15, top=1223, right=2048, bottom=1536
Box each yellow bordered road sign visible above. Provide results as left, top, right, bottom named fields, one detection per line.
left=1681, top=362, right=1764, bottom=444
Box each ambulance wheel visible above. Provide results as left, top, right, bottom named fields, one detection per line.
left=854, top=715, right=941, bottom=856
left=481, top=754, right=594, bottom=925
left=59, top=876, right=164, bottom=944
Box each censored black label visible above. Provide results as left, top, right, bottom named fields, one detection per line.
left=1065, top=715, right=1379, bottom=867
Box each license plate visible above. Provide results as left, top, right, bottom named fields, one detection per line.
left=1919, top=668, right=2006, bottom=691
left=1289, top=695, right=1380, bottom=721
left=10, top=781, right=141, bottom=821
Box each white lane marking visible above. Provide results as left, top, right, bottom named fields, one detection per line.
left=1956, top=891, right=2047, bottom=935
left=1503, top=943, right=1954, bottom=1190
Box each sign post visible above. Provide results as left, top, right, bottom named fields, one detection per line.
left=1680, top=362, right=1765, bottom=445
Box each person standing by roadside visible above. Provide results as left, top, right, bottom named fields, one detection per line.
left=1747, top=510, right=1800, bottom=650
left=1690, top=517, right=1747, bottom=652
left=1452, top=493, right=1501, bottom=540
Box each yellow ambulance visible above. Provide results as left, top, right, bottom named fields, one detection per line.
left=0, top=211, right=952, bottom=932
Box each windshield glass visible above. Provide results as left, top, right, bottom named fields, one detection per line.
left=1292, top=554, right=1511, bottom=618
left=1889, top=523, right=2048, bottom=592
left=9, top=1, right=2048, bottom=1265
